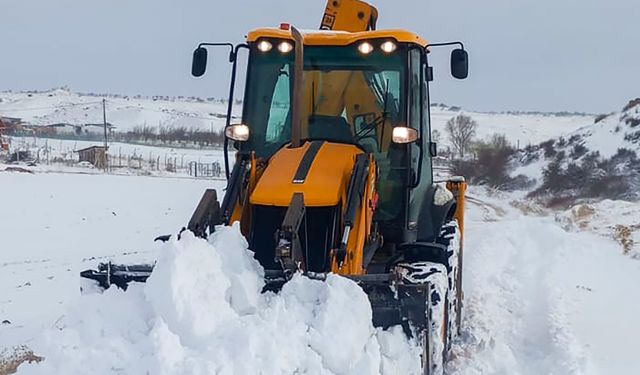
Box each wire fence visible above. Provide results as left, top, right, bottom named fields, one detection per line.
left=5, top=137, right=225, bottom=179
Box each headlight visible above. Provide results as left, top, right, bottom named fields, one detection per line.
left=380, top=41, right=397, bottom=53
left=257, top=40, right=273, bottom=52
left=278, top=41, right=293, bottom=54
left=392, top=126, right=418, bottom=144
left=225, top=124, right=250, bottom=141
left=358, top=42, right=374, bottom=55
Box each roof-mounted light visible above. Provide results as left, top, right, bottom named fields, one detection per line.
left=358, top=42, right=374, bottom=55
left=380, top=41, right=397, bottom=53
left=257, top=40, right=273, bottom=52
left=278, top=41, right=293, bottom=54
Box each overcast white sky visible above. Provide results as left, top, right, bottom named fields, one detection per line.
left=1, top=0, right=638, bottom=112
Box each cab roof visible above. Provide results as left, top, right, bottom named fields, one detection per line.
left=246, top=28, right=428, bottom=47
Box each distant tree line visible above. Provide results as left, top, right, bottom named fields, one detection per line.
left=115, top=125, right=225, bottom=147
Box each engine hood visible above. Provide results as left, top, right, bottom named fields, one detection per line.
left=250, top=141, right=362, bottom=207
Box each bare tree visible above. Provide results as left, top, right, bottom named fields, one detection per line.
left=446, top=114, right=478, bottom=158
left=431, top=128, right=442, bottom=144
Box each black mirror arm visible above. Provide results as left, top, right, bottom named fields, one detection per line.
left=222, top=43, right=249, bottom=180
left=425, top=41, right=465, bottom=51
left=198, top=42, right=236, bottom=62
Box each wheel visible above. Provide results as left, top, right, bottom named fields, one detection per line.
left=395, top=219, right=462, bottom=375
left=396, top=261, right=448, bottom=375
left=438, top=220, right=462, bottom=343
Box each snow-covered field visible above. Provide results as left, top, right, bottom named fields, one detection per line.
left=6, top=136, right=226, bottom=177
left=1, top=172, right=639, bottom=374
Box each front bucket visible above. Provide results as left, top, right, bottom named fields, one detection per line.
left=351, top=275, right=430, bottom=334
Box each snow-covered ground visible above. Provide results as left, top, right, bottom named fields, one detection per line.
left=449, top=188, right=640, bottom=375
left=0, top=172, right=220, bottom=350
left=2, top=172, right=639, bottom=374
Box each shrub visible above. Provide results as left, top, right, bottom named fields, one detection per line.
left=624, top=131, right=640, bottom=144
left=540, top=140, right=556, bottom=158
left=451, top=133, right=532, bottom=190
left=622, top=98, right=640, bottom=112
left=557, top=137, right=567, bottom=147
left=570, top=143, right=588, bottom=159
left=594, top=114, right=608, bottom=123
left=625, top=117, right=640, bottom=128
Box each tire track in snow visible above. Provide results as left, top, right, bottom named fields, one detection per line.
left=448, top=198, right=593, bottom=375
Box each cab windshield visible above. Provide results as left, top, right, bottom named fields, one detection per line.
left=242, top=43, right=406, bottom=158
left=242, top=42, right=410, bottom=222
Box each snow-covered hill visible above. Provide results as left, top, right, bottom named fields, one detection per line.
left=511, top=99, right=640, bottom=201
left=1, top=89, right=593, bottom=145
left=576, top=99, right=640, bottom=158
left=0, top=89, right=230, bottom=133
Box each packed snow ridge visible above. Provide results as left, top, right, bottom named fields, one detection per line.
left=16, top=224, right=420, bottom=375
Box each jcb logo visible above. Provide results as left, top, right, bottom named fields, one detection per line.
left=320, top=13, right=335, bottom=30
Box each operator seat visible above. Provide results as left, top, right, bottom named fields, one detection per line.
left=308, top=115, right=354, bottom=144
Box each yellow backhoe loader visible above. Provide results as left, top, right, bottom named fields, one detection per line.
left=81, top=1, right=469, bottom=373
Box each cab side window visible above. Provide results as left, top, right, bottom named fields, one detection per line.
left=266, top=65, right=290, bottom=143
left=408, top=49, right=422, bottom=178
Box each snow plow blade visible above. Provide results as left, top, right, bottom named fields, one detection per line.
left=355, top=276, right=430, bottom=333
left=80, top=264, right=429, bottom=333
left=80, top=188, right=221, bottom=290
left=80, top=263, right=153, bottom=290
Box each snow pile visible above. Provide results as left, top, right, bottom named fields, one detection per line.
left=16, top=224, right=420, bottom=375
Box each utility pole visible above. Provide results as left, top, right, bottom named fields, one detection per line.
left=102, top=98, right=108, bottom=149
left=102, top=98, right=109, bottom=171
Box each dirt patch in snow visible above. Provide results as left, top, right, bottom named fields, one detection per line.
left=613, top=224, right=640, bottom=256
left=555, top=201, right=640, bottom=258
left=0, top=347, right=42, bottom=375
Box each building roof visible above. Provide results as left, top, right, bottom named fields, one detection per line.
left=0, top=116, right=22, bottom=123
left=77, top=145, right=107, bottom=152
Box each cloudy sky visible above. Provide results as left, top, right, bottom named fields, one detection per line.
left=1, top=0, right=638, bottom=112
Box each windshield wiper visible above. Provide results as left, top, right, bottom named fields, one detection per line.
left=355, top=78, right=390, bottom=143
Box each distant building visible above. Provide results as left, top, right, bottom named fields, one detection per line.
left=46, top=123, right=82, bottom=135
left=0, top=116, right=23, bottom=133
left=77, top=146, right=107, bottom=169
left=83, top=123, right=115, bottom=136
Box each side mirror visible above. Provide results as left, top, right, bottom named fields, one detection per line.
left=392, top=127, right=418, bottom=144
left=192, top=47, right=208, bottom=77
left=429, top=142, right=437, bottom=157
left=451, top=49, right=468, bottom=79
